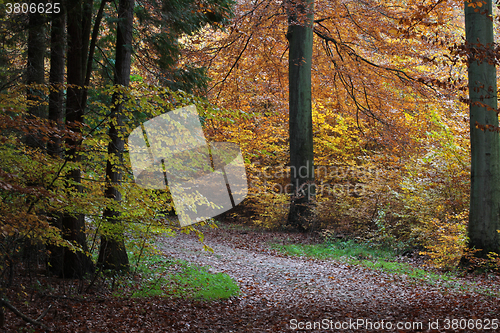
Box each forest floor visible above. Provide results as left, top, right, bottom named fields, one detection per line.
left=3, top=222, right=500, bottom=332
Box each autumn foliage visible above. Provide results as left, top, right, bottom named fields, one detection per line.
left=0, top=0, right=492, bottom=279
left=185, top=0, right=478, bottom=268
left=1, top=0, right=500, bottom=329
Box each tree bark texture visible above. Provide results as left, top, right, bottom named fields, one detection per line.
left=48, top=3, right=65, bottom=157
left=47, top=2, right=66, bottom=275
left=26, top=0, right=46, bottom=149
left=98, top=0, right=134, bottom=271
left=286, top=0, right=315, bottom=231
left=466, top=0, right=500, bottom=257
left=62, top=0, right=94, bottom=278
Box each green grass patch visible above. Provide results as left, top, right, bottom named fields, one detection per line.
left=272, top=239, right=500, bottom=297
left=164, top=264, right=239, bottom=300
left=272, top=239, right=398, bottom=261
left=109, top=245, right=239, bottom=300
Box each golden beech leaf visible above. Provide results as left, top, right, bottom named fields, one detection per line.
left=388, top=28, right=399, bottom=36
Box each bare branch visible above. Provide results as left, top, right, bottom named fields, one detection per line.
left=0, top=298, right=52, bottom=331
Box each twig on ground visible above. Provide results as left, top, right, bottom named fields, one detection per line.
left=0, top=297, right=52, bottom=331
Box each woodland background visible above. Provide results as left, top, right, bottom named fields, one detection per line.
left=1, top=0, right=500, bottom=330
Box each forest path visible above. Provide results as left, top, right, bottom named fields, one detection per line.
left=156, top=225, right=500, bottom=332
left=6, top=224, right=499, bottom=332
left=159, top=227, right=401, bottom=307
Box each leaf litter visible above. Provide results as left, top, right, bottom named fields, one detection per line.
left=3, top=225, right=500, bottom=332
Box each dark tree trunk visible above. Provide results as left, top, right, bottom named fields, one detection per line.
left=81, top=0, right=94, bottom=74
left=26, top=0, right=46, bottom=150
left=47, top=4, right=65, bottom=157
left=465, top=0, right=500, bottom=259
left=47, top=2, right=66, bottom=275
left=62, top=0, right=94, bottom=278
left=97, top=0, right=134, bottom=271
left=23, top=0, right=48, bottom=271
left=286, top=0, right=315, bottom=231
left=82, top=0, right=108, bottom=109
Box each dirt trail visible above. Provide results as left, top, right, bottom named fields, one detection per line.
left=5, top=225, right=498, bottom=332
left=160, top=229, right=402, bottom=306
left=156, top=226, right=500, bottom=332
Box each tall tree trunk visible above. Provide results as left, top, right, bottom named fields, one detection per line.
left=286, top=0, right=315, bottom=231
left=47, top=3, right=66, bottom=275
left=81, top=0, right=94, bottom=74
left=62, top=0, right=93, bottom=278
left=82, top=0, right=108, bottom=109
left=465, top=0, right=500, bottom=258
left=26, top=0, right=46, bottom=150
left=23, top=0, right=48, bottom=271
left=97, top=0, right=134, bottom=271
left=48, top=4, right=65, bottom=157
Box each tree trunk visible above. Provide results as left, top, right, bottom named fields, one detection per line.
left=286, top=0, right=315, bottom=231
left=47, top=2, right=66, bottom=275
left=465, top=0, right=500, bottom=258
left=48, top=4, right=65, bottom=157
left=62, top=0, right=93, bottom=278
left=97, top=0, right=134, bottom=271
left=25, top=0, right=46, bottom=150
left=82, top=0, right=108, bottom=109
